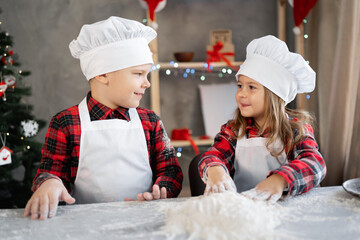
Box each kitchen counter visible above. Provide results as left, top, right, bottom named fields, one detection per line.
left=0, top=186, right=359, bottom=240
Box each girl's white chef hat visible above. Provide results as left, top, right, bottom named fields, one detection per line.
left=235, top=35, right=315, bottom=105
left=69, top=16, right=157, bottom=80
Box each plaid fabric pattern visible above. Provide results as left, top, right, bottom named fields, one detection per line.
left=199, top=118, right=326, bottom=196
left=32, top=92, right=183, bottom=198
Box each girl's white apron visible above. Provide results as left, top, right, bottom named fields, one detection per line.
left=234, top=134, right=287, bottom=192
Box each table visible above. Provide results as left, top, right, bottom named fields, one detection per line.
left=0, top=186, right=359, bottom=240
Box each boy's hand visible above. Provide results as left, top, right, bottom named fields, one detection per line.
left=241, top=174, right=287, bottom=203
left=24, top=178, right=75, bottom=220
left=204, top=165, right=236, bottom=196
left=124, top=184, right=167, bottom=201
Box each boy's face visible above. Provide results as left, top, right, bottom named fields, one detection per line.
left=103, top=64, right=151, bottom=109
left=236, top=75, right=266, bottom=126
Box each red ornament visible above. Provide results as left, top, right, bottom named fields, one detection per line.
left=8, top=50, right=14, bottom=56
left=0, top=82, right=7, bottom=98
left=293, top=0, right=318, bottom=26
left=1, top=57, right=7, bottom=65
left=139, top=0, right=166, bottom=21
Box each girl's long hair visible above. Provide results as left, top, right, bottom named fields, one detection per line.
left=230, top=87, right=314, bottom=156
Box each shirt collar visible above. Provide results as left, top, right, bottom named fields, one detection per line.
left=245, top=117, right=270, bottom=138
left=86, top=92, right=130, bottom=121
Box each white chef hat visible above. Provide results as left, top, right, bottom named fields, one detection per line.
left=69, top=16, right=157, bottom=80
left=235, top=35, right=315, bottom=105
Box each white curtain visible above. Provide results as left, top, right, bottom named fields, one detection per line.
left=306, top=0, right=360, bottom=185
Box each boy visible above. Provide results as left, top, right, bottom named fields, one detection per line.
left=24, top=16, right=183, bottom=220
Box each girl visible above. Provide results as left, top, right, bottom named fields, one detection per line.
left=198, top=35, right=326, bottom=203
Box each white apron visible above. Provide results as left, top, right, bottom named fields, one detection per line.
left=234, top=134, right=288, bottom=192
left=72, top=98, right=153, bottom=204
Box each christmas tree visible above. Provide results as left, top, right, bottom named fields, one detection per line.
left=0, top=9, right=45, bottom=208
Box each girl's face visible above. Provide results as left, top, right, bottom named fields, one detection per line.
left=103, top=64, right=151, bottom=109
left=236, top=75, right=266, bottom=126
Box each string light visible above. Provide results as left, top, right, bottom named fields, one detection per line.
left=176, top=147, right=182, bottom=158
left=157, top=61, right=237, bottom=81
left=306, top=95, right=311, bottom=99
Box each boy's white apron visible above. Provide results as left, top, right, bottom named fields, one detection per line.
left=234, top=134, right=288, bottom=192
left=72, top=98, right=153, bottom=204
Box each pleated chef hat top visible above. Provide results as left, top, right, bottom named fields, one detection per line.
left=69, top=16, right=157, bottom=80
left=235, top=35, right=315, bottom=105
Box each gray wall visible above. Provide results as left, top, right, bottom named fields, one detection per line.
left=0, top=0, right=294, bottom=139
left=1, top=0, right=297, bottom=195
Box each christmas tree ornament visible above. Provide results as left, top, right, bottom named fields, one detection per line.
left=0, top=146, right=12, bottom=166
left=0, top=81, right=7, bottom=98
left=4, top=75, right=16, bottom=88
left=0, top=134, right=12, bottom=166
left=20, top=120, right=39, bottom=138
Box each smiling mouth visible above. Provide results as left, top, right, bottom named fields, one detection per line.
left=241, top=104, right=250, bottom=108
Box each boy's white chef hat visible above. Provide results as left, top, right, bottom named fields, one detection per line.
left=69, top=16, right=157, bottom=80
left=235, top=35, right=315, bottom=105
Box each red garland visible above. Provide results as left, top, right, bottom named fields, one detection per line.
left=144, top=0, right=165, bottom=21
left=206, top=41, right=235, bottom=72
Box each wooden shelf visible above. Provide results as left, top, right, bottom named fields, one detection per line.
left=158, top=61, right=243, bottom=69
left=171, top=138, right=214, bottom=147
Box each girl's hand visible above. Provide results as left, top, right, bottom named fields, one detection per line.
left=241, top=174, right=287, bottom=203
left=204, top=165, right=237, bottom=196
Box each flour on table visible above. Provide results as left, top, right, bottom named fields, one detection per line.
left=161, top=191, right=290, bottom=240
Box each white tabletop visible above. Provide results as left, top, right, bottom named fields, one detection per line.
left=0, top=186, right=359, bottom=240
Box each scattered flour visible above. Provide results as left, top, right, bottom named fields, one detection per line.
left=161, top=191, right=290, bottom=240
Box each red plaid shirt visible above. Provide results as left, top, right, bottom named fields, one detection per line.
left=199, top=118, right=326, bottom=196
left=32, top=93, right=183, bottom=198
